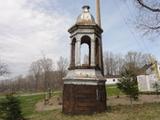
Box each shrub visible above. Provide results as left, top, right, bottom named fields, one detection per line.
left=117, top=68, right=139, bottom=104
left=0, top=94, right=25, bottom=120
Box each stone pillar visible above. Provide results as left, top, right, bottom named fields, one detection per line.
left=75, top=41, right=78, bottom=66
left=99, top=38, right=104, bottom=75
left=89, top=46, right=91, bottom=66
left=99, top=40, right=102, bottom=69
left=91, top=39, right=95, bottom=66
left=75, top=40, right=81, bottom=66
left=70, top=43, right=72, bottom=67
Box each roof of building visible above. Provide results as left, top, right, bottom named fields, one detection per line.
left=138, top=61, right=160, bottom=75
left=76, top=6, right=96, bottom=25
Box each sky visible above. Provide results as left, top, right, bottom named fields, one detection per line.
left=0, top=0, right=160, bottom=79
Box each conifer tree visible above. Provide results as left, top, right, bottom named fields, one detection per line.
left=0, top=94, right=24, bottom=120
left=117, top=68, right=139, bottom=104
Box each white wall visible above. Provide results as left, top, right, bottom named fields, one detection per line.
left=157, top=64, right=160, bottom=74
left=137, top=74, right=158, bottom=92
left=105, top=78, right=119, bottom=85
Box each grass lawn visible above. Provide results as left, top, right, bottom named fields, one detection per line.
left=20, top=95, right=44, bottom=116
left=20, top=91, right=62, bottom=116
left=20, top=91, right=160, bottom=120
left=106, top=85, right=123, bottom=96
left=28, top=103, right=160, bottom=120
left=1, top=89, right=160, bottom=120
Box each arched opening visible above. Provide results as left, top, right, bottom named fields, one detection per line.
left=81, top=44, right=89, bottom=66
left=70, top=38, right=76, bottom=67
left=95, top=38, right=99, bottom=68
left=80, top=36, right=91, bottom=67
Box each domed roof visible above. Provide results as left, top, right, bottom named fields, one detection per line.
left=76, top=6, right=96, bottom=25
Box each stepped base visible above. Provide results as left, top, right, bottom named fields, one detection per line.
left=62, top=79, right=107, bottom=114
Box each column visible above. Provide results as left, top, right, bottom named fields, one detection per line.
left=75, top=40, right=81, bottom=66
left=70, top=43, right=72, bottom=67
left=95, top=39, right=99, bottom=67
left=99, top=42, right=102, bottom=68
left=99, top=38, right=104, bottom=75
left=89, top=46, right=91, bottom=66
left=91, top=40, right=96, bottom=66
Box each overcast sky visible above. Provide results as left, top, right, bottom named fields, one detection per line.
left=0, top=0, right=160, bottom=79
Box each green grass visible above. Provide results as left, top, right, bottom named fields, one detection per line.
left=106, top=85, right=123, bottom=96
left=29, top=103, right=160, bottom=120
left=20, top=91, right=62, bottom=116
left=1, top=90, right=160, bottom=120
left=20, top=95, right=44, bottom=116
left=0, top=92, right=61, bottom=117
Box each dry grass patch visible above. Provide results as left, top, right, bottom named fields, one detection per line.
left=29, top=103, right=160, bottom=120
left=35, top=96, right=62, bottom=112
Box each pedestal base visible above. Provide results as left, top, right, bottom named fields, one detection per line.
left=62, top=80, right=107, bottom=114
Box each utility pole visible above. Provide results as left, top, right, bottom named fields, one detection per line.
left=96, top=0, right=101, bottom=27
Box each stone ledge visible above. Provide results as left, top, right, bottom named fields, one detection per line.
left=68, top=65, right=101, bottom=70
left=64, top=79, right=106, bottom=85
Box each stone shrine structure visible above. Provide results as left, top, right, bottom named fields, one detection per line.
left=63, top=2, right=106, bottom=114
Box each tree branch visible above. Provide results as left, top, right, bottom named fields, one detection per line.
left=142, top=24, right=160, bottom=30
left=137, top=0, right=160, bottom=12
left=0, top=63, right=8, bottom=76
left=148, top=26, right=160, bottom=30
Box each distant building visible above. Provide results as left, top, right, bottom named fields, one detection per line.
left=137, top=74, right=158, bottom=92
left=105, top=75, right=120, bottom=85
left=137, top=62, right=160, bottom=92
left=157, top=64, right=160, bottom=74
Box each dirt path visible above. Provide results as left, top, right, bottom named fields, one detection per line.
left=35, top=96, right=62, bottom=112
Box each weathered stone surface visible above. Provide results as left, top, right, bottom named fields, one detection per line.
left=63, top=4, right=106, bottom=115
left=63, top=80, right=106, bottom=114
left=64, top=69, right=104, bottom=80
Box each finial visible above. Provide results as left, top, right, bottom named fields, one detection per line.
left=82, top=5, right=90, bottom=12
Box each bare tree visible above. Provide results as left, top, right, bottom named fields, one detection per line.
left=135, top=0, right=160, bottom=34
left=104, top=51, right=154, bottom=76
left=104, top=52, right=122, bottom=76
left=122, top=51, right=155, bottom=75
left=124, top=51, right=152, bottom=68
left=136, top=0, right=160, bottom=13
left=0, top=57, right=56, bottom=93
left=56, top=56, right=68, bottom=89
left=40, top=57, right=54, bottom=91
left=104, top=52, right=113, bottom=76
left=29, top=60, right=42, bottom=91
left=0, top=61, right=8, bottom=76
